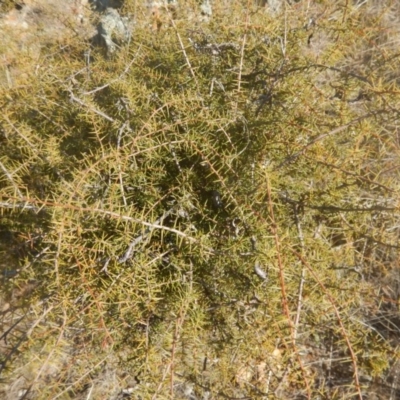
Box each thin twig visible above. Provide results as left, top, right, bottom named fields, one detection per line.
left=0, top=315, right=26, bottom=346
left=0, top=160, right=23, bottom=199
left=293, top=251, right=363, bottom=400
left=266, top=178, right=312, bottom=398
left=3, top=114, right=72, bottom=190
left=276, top=110, right=388, bottom=169
left=30, top=306, right=64, bottom=388
left=116, top=122, right=131, bottom=207
left=52, top=356, right=109, bottom=400
left=167, top=11, right=197, bottom=86
left=3, top=115, right=36, bottom=151
left=82, top=48, right=141, bottom=95
left=54, top=229, right=63, bottom=286
left=235, top=0, right=250, bottom=115
left=0, top=201, right=39, bottom=210
left=169, top=143, right=183, bottom=175
left=0, top=332, right=28, bottom=376
left=68, top=91, right=115, bottom=122
left=293, top=204, right=305, bottom=343
left=118, top=206, right=177, bottom=263
left=3, top=195, right=211, bottom=251
left=237, top=33, right=247, bottom=100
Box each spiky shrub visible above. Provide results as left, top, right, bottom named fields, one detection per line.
left=1, top=1, right=400, bottom=398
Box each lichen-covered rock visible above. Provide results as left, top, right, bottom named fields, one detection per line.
left=199, top=0, right=212, bottom=22
left=97, top=7, right=131, bottom=56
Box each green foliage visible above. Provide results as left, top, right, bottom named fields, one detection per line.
left=1, top=1, right=400, bottom=399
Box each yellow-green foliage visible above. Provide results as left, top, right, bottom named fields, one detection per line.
left=1, top=1, right=400, bottom=399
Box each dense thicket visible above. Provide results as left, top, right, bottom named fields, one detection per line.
left=1, top=1, right=400, bottom=399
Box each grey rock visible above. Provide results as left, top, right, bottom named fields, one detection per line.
left=90, top=0, right=124, bottom=11
left=210, top=190, right=223, bottom=209
left=97, top=7, right=131, bottom=56
left=254, top=261, right=268, bottom=281
left=200, top=0, right=212, bottom=21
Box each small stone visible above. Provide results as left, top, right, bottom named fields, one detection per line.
left=210, top=190, right=223, bottom=209
left=254, top=261, right=268, bottom=280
